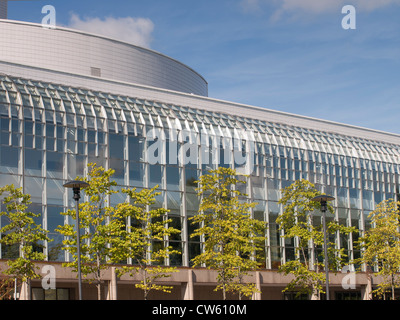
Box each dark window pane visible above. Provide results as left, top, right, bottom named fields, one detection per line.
left=109, top=133, right=124, bottom=159
left=25, top=149, right=43, bottom=176
left=129, top=162, right=145, bottom=187
left=47, top=151, right=63, bottom=179
left=166, top=166, right=180, bottom=191
left=128, top=136, right=144, bottom=162
left=149, top=164, right=162, bottom=187
left=0, top=146, right=19, bottom=173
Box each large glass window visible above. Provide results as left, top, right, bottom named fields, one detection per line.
left=166, top=166, right=180, bottom=191
left=337, top=187, right=348, bottom=207
left=0, top=146, right=19, bottom=174
left=25, top=149, right=43, bottom=176
left=362, top=189, right=373, bottom=210
left=167, top=191, right=182, bottom=211
left=128, top=135, right=144, bottom=162
left=46, top=179, right=64, bottom=206
left=185, top=168, right=198, bottom=192
left=267, top=178, right=280, bottom=201
left=349, top=188, right=361, bottom=209
left=169, top=241, right=183, bottom=266
left=47, top=205, right=64, bottom=261
left=129, top=162, right=145, bottom=187
left=110, top=158, right=125, bottom=186
left=149, top=164, right=163, bottom=188
left=67, top=154, right=85, bottom=180
left=109, top=133, right=124, bottom=159
left=25, top=177, right=43, bottom=204
left=185, top=192, right=199, bottom=212
left=47, top=151, right=63, bottom=179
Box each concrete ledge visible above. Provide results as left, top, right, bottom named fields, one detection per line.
left=0, top=260, right=381, bottom=300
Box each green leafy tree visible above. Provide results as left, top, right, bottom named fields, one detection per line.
left=277, top=179, right=356, bottom=299
left=56, top=163, right=121, bottom=300
left=112, top=186, right=180, bottom=300
left=0, top=184, right=50, bottom=300
left=356, top=199, right=400, bottom=300
left=191, top=167, right=267, bottom=300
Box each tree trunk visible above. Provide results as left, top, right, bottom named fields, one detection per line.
left=96, top=282, right=102, bottom=301
left=310, top=284, right=320, bottom=300
left=391, top=274, right=395, bottom=300
left=143, top=268, right=149, bottom=300
left=97, top=254, right=102, bottom=300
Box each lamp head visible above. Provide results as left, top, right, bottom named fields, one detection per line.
left=311, top=194, right=335, bottom=212
left=63, top=180, right=90, bottom=200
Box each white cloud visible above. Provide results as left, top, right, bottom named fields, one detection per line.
left=67, top=14, right=154, bottom=48
left=280, top=0, right=400, bottom=12
left=241, top=0, right=400, bottom=18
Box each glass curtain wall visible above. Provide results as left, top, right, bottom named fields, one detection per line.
left=0, top=75, right=400, bottom=270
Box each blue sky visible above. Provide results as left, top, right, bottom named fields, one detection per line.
left=7, top=0, right=400, bottom=134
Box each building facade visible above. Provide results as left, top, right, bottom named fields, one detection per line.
left=1, top=19, right=400, bottom=300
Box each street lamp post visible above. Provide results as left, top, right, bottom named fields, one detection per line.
left=63, top=180, right=89, bottom=301
left=311, top=194, right=335, bottom=300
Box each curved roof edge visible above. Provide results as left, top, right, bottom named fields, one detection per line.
left=0, top=19, right=208, bottom=96
left=0, top=19, right=208, bottom=85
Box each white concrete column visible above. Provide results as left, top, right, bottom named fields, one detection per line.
left=182, top=269, right=194, bottom=300
left=107, top=267, right=118, bottom=300
left=19, top=280, right=31, bottom=300
left=252, top=271, right=262, bottom=300
left=362, top=274, right=372, bottom=300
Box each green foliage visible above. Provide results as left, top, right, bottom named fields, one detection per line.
left=56, top=163, right=121, bottom=300
left=356, top=199, right=400, bottom=299
left=277, top=179, right=356, bottom=298
left=0, top=184, right=50, bottom=290
left=56, top=163, right=180, bottom=300
left=190, top=167, right=267, bottom=300
left=113, top=186, right=180, bottom=300
left=279, top=260, right=326, bottom=295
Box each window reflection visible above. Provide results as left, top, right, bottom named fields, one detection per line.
left=109, top=133, right=124, bottom=159
left=46, top=179, right=64, bottom=205
left=0, top=146, right=19, bottom=174
left=129, top=162, right=145, bottom=187
left=25, top=149, right=43, bottom=176
left=47, top=151, right=63, bottom=179
left=47, top=205, right=64, bottom=261
left=149, top=164, right=162, bottom=188
left=25, top=177, right=43, bottom=204
left=128, top=135, right=144, bottom=162
left=166, top=166, right=180, bottom=191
